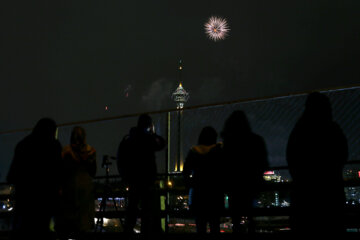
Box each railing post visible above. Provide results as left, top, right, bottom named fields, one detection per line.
left=164, top=112, right=171, bottom=233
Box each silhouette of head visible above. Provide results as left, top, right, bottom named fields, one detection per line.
left=198, top=126, right=217, bottom=146
left=32, top=118, right=57, bottom=140
left=304, top=92, right=332, bottom=121
left=221, top=110, right=251, bottom=139
left=137, top=114, right=152, bottom=130
left=70, top=126, right=86, bottom=146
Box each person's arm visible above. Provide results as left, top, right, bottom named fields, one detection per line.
left=79, top=145, right=97, bottom=177
left=183, top=150, right=195, bottom=189
left=7, top=143, right=22, bottom=184
left=87, top=148, right=97, bottom=178
left=286, top=128, right=300, bottom=181
left=151, top=134, right=166, bottom=151
left=258, top=136, right=269, bottom=173
left=334, top=124, right=348, bottom=168
left=53, top=140, right=64, bottom=197
left=148, top=123, right=166, bottom=151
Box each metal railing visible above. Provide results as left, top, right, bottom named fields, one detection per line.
left=1, top=84, right=360, bottom=235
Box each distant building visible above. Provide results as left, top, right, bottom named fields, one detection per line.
left=171, top=59, right=189, bottom=172
left=263, top=171, right=282, bottom=182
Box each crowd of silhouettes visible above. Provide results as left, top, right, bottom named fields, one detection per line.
left=5, top=92, right=349, bottom=237
left=182, top=110, right=269, bottom=234
left=7, top=121, right=97, bottom=240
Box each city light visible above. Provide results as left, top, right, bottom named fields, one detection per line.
left=175, top=223, right=185, bottom=227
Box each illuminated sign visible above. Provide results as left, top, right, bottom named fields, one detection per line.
left=264, top=171, right=275, bottom=175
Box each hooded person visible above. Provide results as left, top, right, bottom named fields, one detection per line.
left=183, top=126, right=224, bottom=234
left=287, top=92, right=348, bottom=236
left=7, top=118, right=63, bottom=239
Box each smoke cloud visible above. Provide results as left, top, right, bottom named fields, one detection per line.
left=142, top=78, right=175, bottom=110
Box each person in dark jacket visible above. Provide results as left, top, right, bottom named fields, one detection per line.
left=7, top=118, right=63, bottom=239
left=286, top=92, right=348, bottom=236
left=117, top=114, right=166, bottom=235
left=56, top=126, right=97, bottom=238
left=183, top=126, right=223, bottom=234
left=221, top=111, right=268, bottom=233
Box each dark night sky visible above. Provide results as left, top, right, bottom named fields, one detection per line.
left=0, top=0, right=360, bottom=182
left=1, top=0, right=360, bottom=132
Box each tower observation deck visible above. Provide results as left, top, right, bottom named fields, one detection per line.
left=172, top=59, right=189, bottom=109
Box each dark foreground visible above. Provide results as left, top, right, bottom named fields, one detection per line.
left=1, top=232, right=360, bottom=240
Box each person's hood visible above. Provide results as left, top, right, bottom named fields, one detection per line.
left=191, top=144, right=219, bottom=155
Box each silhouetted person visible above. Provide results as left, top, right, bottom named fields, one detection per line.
left=56, top=126, right=96, bottom=238
left=7, top=118, right=62, bottom=239
left=117, top=114, right=165, bottom=235
left=221, top=111, right=268, bottom=233
left=287, top=92, right=348, bottom=236
left=183, top=126, right=223, bottom=234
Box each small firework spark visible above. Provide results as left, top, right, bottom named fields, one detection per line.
left=124, top=84, right=132, bottom=98
left=204, top=16, right=230, bottom=41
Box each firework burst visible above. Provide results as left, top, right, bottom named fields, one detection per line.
left=204, top=16, right=230, bottom=41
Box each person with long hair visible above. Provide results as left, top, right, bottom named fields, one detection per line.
left=221, top=111, right=268, bottom=233
left=57, top=126, right=96, bottom=238
left=183, top=126, right=223, bottom=234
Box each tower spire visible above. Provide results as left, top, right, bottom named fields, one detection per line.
left=178, top=59, right=183, bottom=86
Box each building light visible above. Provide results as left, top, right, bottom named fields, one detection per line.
left=263, top=176, right=272, bottom=181
left=175, top=223, right=185, bottom=227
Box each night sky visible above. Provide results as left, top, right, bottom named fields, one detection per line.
left=1, top=1, right=360, bottom=180
left=1, top=0, right=359, bottom=132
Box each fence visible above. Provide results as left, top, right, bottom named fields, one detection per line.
left=1, top=85, right=360, bottom=234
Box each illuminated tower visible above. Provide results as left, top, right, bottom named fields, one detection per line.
left=171, top=59, right=189, bottom=171
left=172, top=60, right=189, bottom=109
